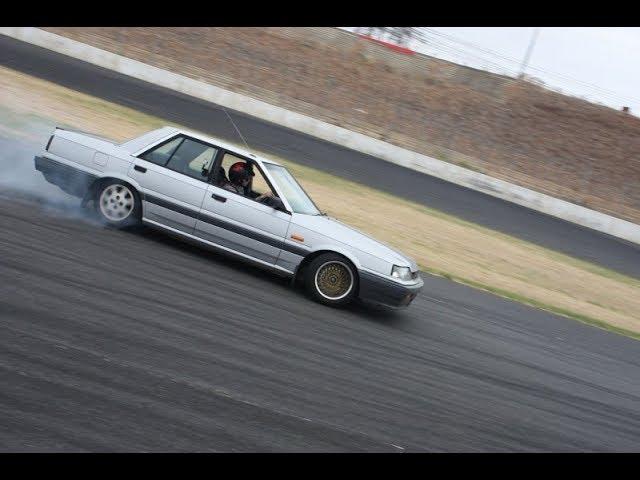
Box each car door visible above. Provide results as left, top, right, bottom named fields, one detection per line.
left=128, top=135, right=219, bottom=234
left=194, top=152, right=291, bottom=265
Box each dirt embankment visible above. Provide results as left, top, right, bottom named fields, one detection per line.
left=43, top=27, right=640, bottom=224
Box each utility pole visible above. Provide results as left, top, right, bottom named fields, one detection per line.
left=519, top=27, right=541, bottom=78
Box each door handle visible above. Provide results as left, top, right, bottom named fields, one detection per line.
left=212, top=193, right=227, bottom=203
left=134, top=165, right=147, bottom=173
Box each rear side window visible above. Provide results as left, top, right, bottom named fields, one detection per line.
left=166, top=138, right=218, bottom=181
left=139, top=136, right=182, bottom=166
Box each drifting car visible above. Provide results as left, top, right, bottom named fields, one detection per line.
left=34, top=126, right=423, bottom=308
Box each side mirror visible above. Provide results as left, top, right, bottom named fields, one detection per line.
left=270, top=197, right=290, bottom=214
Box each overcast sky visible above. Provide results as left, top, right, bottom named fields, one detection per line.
left=346, top=28, right=640, bottom=115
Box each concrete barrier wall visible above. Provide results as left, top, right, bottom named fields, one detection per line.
left=2, top=27, right=639, bottom=245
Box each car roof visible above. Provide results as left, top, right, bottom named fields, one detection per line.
left=170, top=126, right=283, bottom=167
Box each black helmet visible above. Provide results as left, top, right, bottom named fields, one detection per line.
left=229, top=162, right=254, bottom=184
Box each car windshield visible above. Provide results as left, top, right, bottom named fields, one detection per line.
left=263, top=163, right=321, bottom=215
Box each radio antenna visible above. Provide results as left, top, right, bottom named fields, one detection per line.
left=222, top=107, right=251, bottom=151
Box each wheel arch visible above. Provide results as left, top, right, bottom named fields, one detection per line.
left=294, top=248, right=361, bottom=293
left=84, top=174, right=144, bottom=212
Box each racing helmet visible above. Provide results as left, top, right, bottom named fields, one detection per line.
left=228, top=161, right=254, bottom=184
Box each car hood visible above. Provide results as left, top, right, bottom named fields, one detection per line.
left=291, top=214, right=419, bottom=270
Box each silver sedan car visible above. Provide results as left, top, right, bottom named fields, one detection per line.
left=34, top=126, right=424, bottom=308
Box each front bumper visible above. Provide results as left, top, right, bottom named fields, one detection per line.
left=358, top=270, right=424, bottom=308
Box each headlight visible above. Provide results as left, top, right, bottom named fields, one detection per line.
left=391, top=265, right=412, bottom=281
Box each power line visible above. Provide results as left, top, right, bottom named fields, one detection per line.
left=412, top=32, right=513, bottom=72
left=344, top=26, right=640, bottom=107
left=415, top=28, right=640, bottom=106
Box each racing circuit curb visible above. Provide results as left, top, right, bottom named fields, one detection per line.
left=2, top=27, right=640, bottom=246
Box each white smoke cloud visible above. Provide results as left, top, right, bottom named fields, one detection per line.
left=0, top=133, right=97, bottom=223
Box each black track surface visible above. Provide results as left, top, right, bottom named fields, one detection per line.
left=0, top=35, right=639, bottom=278
left=1, top=134, right=639, bottom=450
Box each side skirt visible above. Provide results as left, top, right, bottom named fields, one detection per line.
left=142, top=218, right=295, bottom=278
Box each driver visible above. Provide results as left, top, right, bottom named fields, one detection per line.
left=224, top=161, right=275, bottom=204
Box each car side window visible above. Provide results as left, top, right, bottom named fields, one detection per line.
left=165, top=138, right=218, bottom=181
left=139, top=136, right=183, bottom=166
left=250, top=163, right=275, bottom=197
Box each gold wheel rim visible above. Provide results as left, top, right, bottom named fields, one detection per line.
left=314, top=261, right=354, bottom=300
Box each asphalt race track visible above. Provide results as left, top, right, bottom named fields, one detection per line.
left=1, top=35, right=639, bottom=279
left=1, top=136, right=640, bottom=451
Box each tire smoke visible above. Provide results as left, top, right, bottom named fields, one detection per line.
left=0, top=135, right=96, bottom=222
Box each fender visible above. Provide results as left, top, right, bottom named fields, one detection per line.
left=308, top=244, right=362, bottom=270
left=94, top=171, right=144, bottom=194
left=293, top=244, right=363, bottom=281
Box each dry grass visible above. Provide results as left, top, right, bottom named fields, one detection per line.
left=0, top=65, right=173, bottom=143
left=1, top=65, right=639, bottom=337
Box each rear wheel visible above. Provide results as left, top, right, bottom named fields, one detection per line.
left=94, top=180, right=141, bottom=228
left=305, top=253, right=358, bottom=307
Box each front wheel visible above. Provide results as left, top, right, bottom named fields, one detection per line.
left=305, top=253, right=358, bottom=307
left=94, top=180, right=141, bottom=228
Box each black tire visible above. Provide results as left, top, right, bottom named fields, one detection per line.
left=304, top=253, right=358, bottom=307
left=94, top=180, right=141, bottom=228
